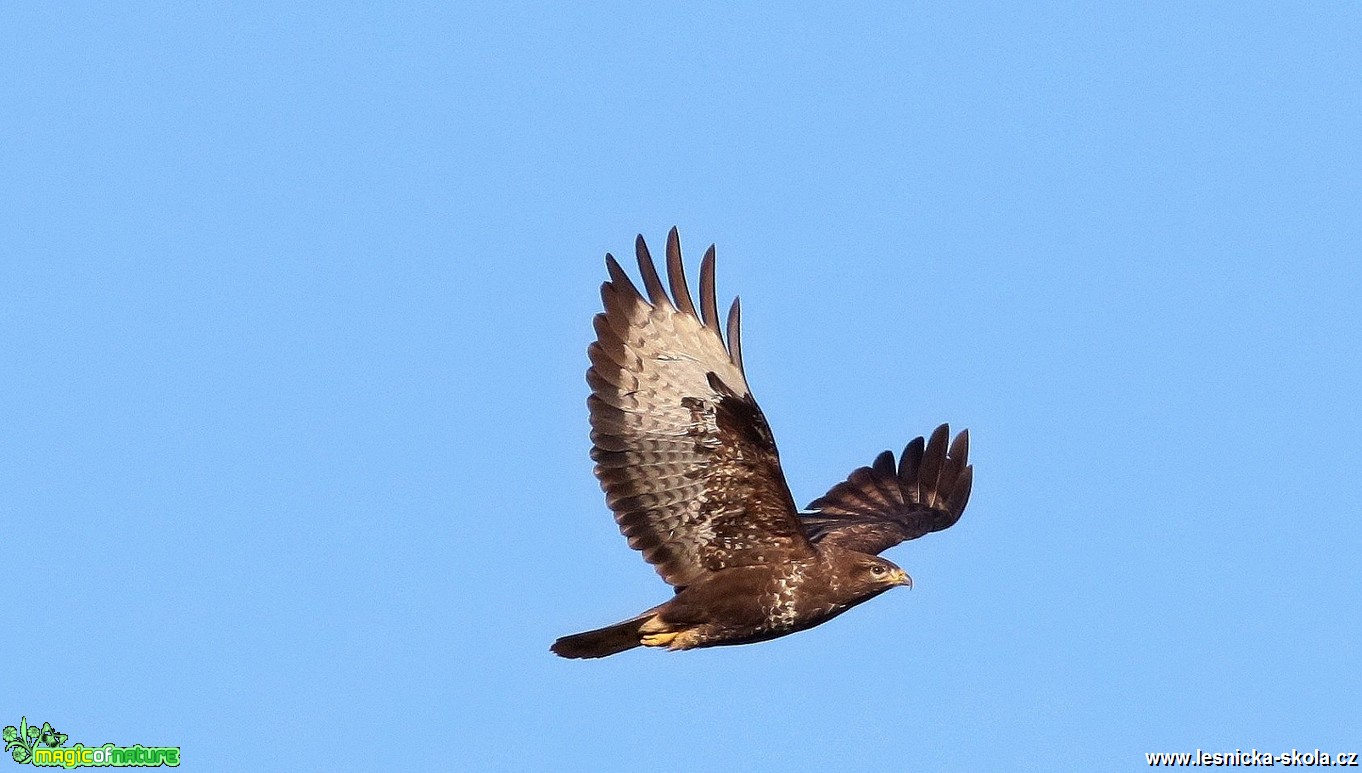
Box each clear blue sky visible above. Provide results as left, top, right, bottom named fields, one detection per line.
left=4, top=3, right=1359, bottom=771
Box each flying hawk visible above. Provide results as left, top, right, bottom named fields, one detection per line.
left=552, top=229, right=971, bottom=659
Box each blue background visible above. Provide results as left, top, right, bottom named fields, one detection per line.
left=4, top=3, right=1359, bottom=770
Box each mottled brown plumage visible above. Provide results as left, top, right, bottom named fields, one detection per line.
left=552, top=229, right=972, bottom=659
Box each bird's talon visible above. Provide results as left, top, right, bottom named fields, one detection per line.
left=640, top=632, right=679, bottom=647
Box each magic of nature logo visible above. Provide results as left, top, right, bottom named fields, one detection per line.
left=4, top=718, right=179, bottom=768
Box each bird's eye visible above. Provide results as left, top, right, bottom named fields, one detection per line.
left=870, top=565, right=885, bottom=575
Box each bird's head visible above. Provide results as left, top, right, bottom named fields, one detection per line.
left=851, top=555, right=913, bottom=592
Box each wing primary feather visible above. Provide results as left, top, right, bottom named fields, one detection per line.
left=949, top=428, right=970, bottom=467
left=699, top=244, right=722, bottom=340
left=634, top=235, right=671, bottom=307
left=604, top=254, right=644, bottom=304
left=872, top=450, right=895, bottom=476
left=727, top=297, right=744, bottom=375
left=871, top=451, right=904, bottom=503
left=936, top=429, right=970, bottom=503
left=665, top=227, right=698, bottom=316
left=898, top=436, right=925, bottom=501
left=949, top=466, right=975, bottom=515
left=918, top=424, right=950, bottom=507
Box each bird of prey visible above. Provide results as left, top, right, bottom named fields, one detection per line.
left=552, top=229, right=971, bottom=659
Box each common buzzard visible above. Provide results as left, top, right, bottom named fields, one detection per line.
left=552, top=229, right=971, bottom=659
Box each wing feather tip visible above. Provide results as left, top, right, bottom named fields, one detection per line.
left=634, top=234, right=671, bottom=307
left=664, top=227, right=698, bottom=317
left=726, top=296, right=744, bottom=373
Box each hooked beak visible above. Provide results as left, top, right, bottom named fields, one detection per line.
left=891, top=569, right=913, bottom=589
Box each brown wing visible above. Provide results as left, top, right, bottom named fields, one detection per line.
left=799, top=424, right=972, bottom=555
left=588, top=228, right=814, bottom=588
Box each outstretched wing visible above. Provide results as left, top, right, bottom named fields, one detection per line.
left=588, top=228, right=814, bottom=588
left=799, top=424, right=972, bottom=555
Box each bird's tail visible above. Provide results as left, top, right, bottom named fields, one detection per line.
left=551, top=611, right=657, bottom=659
